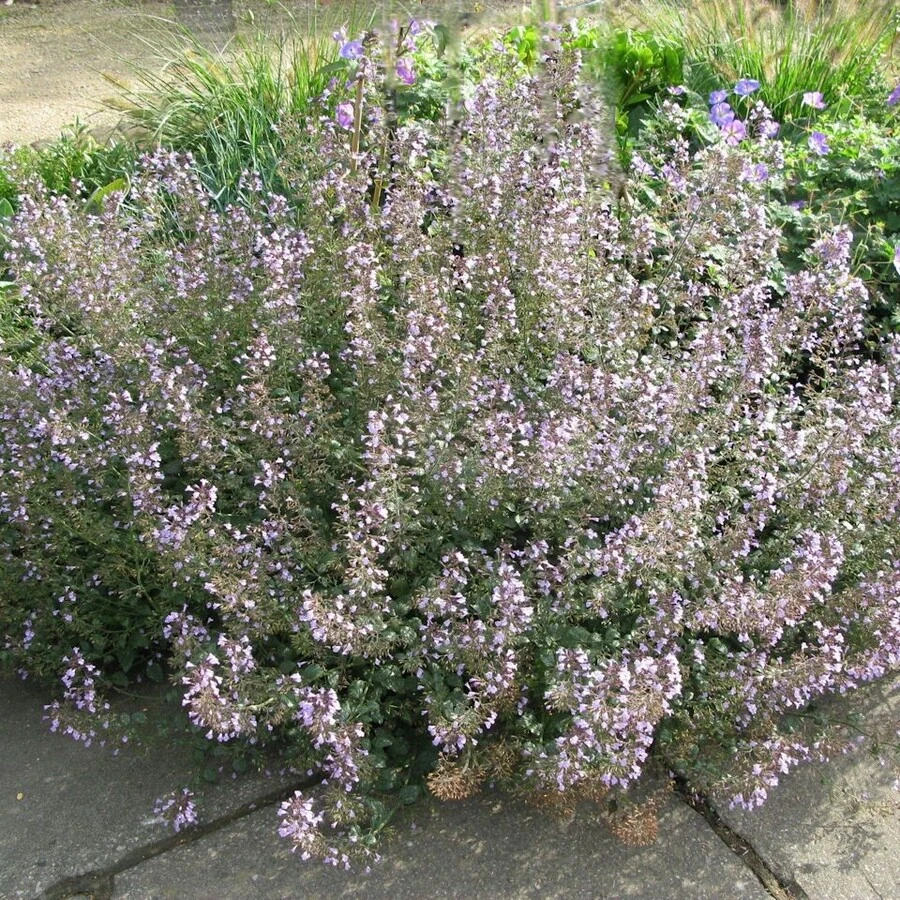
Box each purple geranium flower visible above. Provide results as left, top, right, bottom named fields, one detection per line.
left=802, top=91, right=826, bottom=110
left=721, top=118, right=747, bottom=145
left=709, top=89, right=728, bottom=105
left=339, top=40, right=364, bottom=61
left=734, top=78, right=761, bottom=96
left=888, top=84, right=900, bottom=107
left=710, top=102, right=736, bottom=127
left=336, top=102, right=355, bottom=130
left=808, top=131, right=831, bottom=156
left=396, top=57, right=416, bottom=86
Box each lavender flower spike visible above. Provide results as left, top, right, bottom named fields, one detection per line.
left=154, top=789, right=198, bottom=833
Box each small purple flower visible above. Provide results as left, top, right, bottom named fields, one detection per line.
left=802, top=91, right=826, bottom=110
left=339, top=40, right=364, bottom=61
left=336, top=102, right=354, bottom=130
left=808, top=131, right=831, bottom=156
left=721, top=118, right=747, bottom=145
left=278, top=792, right=324, bottom=859
left=734, top=78, right=761, bottom=96
left=408, top=19, right=421, bottom=36
left=759, top=119, right=781, bottom=139
left=893, top=244, right=900, bottom=275
left=667, top=85, right=686, bottom=96
left=709, top=89, right=728, bottom=105
left=710, top=102, right=736, bottom=126
left=888, top=84, right=900, bottom=107
left=396, top=57, right=416, bottom=86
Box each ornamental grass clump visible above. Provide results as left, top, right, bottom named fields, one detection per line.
left=2, top=32, right=900, bottom=863
left=638, top=0, right=899, bottom=120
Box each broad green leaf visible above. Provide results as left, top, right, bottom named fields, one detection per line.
left=85, top=177, right=129, bottom=213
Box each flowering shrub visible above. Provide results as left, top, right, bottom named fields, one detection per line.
left=2, top=36, right=900, bottom=862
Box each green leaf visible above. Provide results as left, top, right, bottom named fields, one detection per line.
left=623, top=92, right=653, bottom=109
left=146, top=663, right=165, bottom=683
left=85, top=177, right=129, bottom=213
left=397, top=784, right=421, bottom=805
left=0, top=198, right=14, bottom=219
left=433, top=24, right=450, bottom=56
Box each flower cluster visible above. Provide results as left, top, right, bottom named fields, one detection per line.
left=154, top=788, right=199, bottom=833
left=707, top=79, right=761, bottom=144
left=42, top=648, right=111, bottom=747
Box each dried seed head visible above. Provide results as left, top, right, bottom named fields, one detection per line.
left=426, top=755, right=485, bottom=802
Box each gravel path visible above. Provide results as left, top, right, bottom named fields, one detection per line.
left=0, top=0, right=524, bottom=146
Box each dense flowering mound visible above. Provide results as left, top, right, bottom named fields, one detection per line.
left=1, top=45, right=899, bottom=862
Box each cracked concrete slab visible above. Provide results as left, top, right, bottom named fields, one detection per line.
left=715, top=678, right=900, bottom=900
left=13, top=671, right=900, bottom=900
left=2, top=674, right=769, bottom=900
left=0, top=675, right=300, bottom=899
left=113, top=791, right=771, bottom=900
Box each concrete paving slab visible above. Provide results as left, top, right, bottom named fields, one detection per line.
left=114, top=789, right=770, bottom=900
left=716, top=678, right=900, bottom=900
left=0, top=675, right=299, bottom=900
left=2, top=672, right=770, bottom=900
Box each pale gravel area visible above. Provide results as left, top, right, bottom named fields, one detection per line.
left=0, top=0, right=526, bottom=146
left=0, top=0, right=183, bottom=145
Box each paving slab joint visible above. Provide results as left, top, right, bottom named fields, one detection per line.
left=33, top=775, right=319, bottom=900
left=672, top=777, right=810, bottom=900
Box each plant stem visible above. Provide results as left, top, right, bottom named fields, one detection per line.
left=350, top=75, right=365, bottom=173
